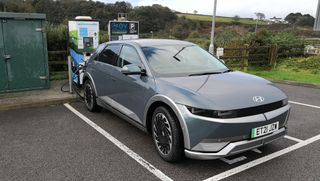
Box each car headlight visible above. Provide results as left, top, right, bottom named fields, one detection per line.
left=282, top=99, right=288, bottom=106
left=186, top=106, right=234, bottom=118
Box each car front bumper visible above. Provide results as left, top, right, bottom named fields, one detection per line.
left=184, top=127, right=286, bottom=160
left=176, top=104, right=290, bottom=160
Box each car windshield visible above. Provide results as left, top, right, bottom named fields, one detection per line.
left=142, top=45, right=229, bottom=77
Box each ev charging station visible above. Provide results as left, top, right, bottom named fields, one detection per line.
left=66, top=14, right=139, bottom=94
left=68, top=16, right=99, bottom=93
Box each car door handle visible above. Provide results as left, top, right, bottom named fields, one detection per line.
left=3, top=54, right=11, bottom=60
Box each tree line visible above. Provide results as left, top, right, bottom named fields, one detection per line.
left=285, top=13, right=314, bottom=27
left=1, top=0, right=315, bottom=52
left=0, top=0, right=177, bottom=32
left=1, top=0, right=315, bottom=32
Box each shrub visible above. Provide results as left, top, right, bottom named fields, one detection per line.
left=186, top=38, right=210, bottom=49
left=46, top=24, right=68, bottom=51
left=187, top=31, right=201, bottom=39
left=271, top=32, right=304, bottom=45
left=278, top=56, right=320, bottom=71
left=243, top=29, right=272, bottom=46
left=172, top=24, right=190, bottom=40
left=99, top=31, right=109, bottom=44
left=215, top=29, right=243, bottom=47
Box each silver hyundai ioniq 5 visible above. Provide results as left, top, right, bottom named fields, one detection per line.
left=82, top=39, right=290, bottom=162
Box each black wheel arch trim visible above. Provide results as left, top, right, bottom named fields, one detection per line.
left=144, top=94, right=191, bottom=149
left=83, top=72, right=99, bottom=97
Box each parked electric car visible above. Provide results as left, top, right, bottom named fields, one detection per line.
left=83, top=39, right=290, bottom=162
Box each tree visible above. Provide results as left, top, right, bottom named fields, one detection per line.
left=285, top=13, right=303, bottom=24
left=129, top=4, right=177, bottom=33
left=296, top=14, right=314, bottom=27
left=232, top=15, right=240, bottom=25
left=0, top=0, right=133, bottom=29
left=255, top=12, right=265, bottom=20
left=285, top=13, right=314, bottom=27
left=193, top=10, right=198, bottom=14
left=0, top=0, right=35, bottom=12
left=254, top=12, right=265, bottom=33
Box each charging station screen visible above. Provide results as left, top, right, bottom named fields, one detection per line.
left=68, top=21, right=99, bottom=53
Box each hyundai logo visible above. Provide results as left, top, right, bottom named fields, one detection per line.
left=253, top=96, right=265, bottom=103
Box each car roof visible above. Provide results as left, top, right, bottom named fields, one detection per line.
left=107, top=39, right=195, bottom=47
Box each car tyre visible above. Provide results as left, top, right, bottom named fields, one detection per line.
left=152, top=106, right=184, bottom=162
left=84, top=80, right=101, bottom=112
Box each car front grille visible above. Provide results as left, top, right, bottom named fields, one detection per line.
left=220, top=100, right=287, bottom=119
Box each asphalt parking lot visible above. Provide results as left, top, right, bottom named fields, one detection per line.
left=0, top=83, right=320, bottom=181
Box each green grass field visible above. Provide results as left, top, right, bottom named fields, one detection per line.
left=246, top=68, right=320, bottom=85
left=239, top=56, right=320, bottom=85
left=228, top=56, right=320, bottom=85
left=177, top=13, right=267, bottom=25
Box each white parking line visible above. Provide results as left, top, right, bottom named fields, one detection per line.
left=289, top=101, right=320, bottom=109
left=251, top=148, right=262, bottom=154
left=64, top=103, right=173, bottom=181
left=220, top=156, right=247, bottom=165
left=284, top=135, right=304, bottom=143
left=203, top=134, right=320, bottom=181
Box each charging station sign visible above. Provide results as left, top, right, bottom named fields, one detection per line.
left=109, top=21, right=139, bottom=41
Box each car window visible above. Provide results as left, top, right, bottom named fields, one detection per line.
left=96, top=43, right=106, bottom=54
left=142, top=45, right=228, bottom=77
left=118, top=45, right=142, bottom=68
left=98, top=44, right=121, bottom=66
left=92, top=43, right=106, bottom=61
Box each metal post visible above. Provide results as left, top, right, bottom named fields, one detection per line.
left=255, top=18, right=258, bottom=33
left=209, top=0, right=218, bottom=54
left=314, top=0, right=320, bottom=31
left=68, top=56, right=73, bottom=94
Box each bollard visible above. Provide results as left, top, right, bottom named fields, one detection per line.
left=68, top=56, right=73, bottom=94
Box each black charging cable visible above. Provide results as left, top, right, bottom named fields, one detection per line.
left=60, top=65, right=85, bottom=101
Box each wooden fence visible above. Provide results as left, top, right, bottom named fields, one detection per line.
left=48, top=44, right=305, bottom=75
left=220, top=44, right=305, bottom=70
left=48, top=50, right=68, bottom=71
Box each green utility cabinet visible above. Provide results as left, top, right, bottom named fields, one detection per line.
left=0, top=12, right=49, bottom=92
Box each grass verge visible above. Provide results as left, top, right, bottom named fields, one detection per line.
left=50, top=71, right=68, bottom=81
left=230, top=56, right=320, bottom=85
left=245, top=68, right=320, bottom=85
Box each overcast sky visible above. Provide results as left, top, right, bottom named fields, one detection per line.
left=97, top=0, right=318, bottom=19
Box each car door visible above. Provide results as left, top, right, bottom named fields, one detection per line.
left=87, top=44, right=121, bottom=98
left=110, top=44, right=156, bottom=124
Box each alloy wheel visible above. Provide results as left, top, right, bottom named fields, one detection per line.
left=153, top=113, right=173, bottom=155
left=84, top=83, right=93, bottom=109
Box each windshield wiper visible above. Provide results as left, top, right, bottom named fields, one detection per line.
left=189, top=69, right=232, bottom=76
left=222, top=69, right=233, bottom=73
left=188, top=72, right=223, bottom=76
left=173, top=45, right=193, bottom=62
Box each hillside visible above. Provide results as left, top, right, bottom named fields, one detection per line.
left=177, top=13, right=267, bottom=25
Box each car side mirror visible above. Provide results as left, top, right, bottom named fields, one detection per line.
left=121, top=64, right=146, bottom=75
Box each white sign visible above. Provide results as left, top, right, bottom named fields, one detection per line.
left=122, top=34, right=139, bottom=40
left=216, top=47, right=224, bottom=58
